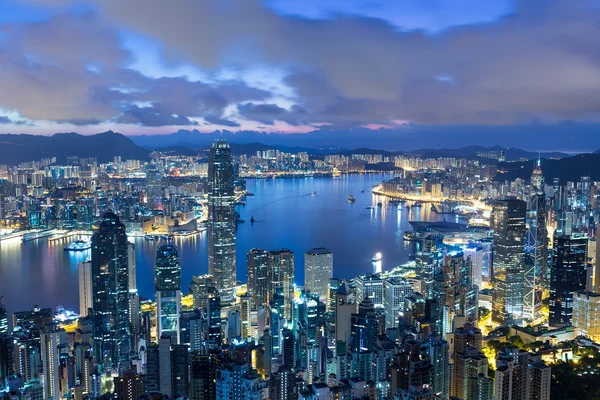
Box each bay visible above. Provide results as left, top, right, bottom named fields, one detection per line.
left=0, top=173, right=448, bottom=320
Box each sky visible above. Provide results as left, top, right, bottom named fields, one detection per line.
left=0, top=0, right=599, bottom=149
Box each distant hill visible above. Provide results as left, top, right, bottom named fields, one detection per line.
left=411, top=146, right=568, bottom=162
left=0, top=131, right=149, bottom=164
left=496, top=153, right=600, bottom=182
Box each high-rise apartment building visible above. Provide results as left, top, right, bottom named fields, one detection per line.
left=78, top=261, right=93, bottom=317
left=41, top=325, right=63, bottom=400
left=207, top=140, right=237, bottom=302
left=494, top=347, right=551, bottom=400
left=492, top=199, right=527, bottom=325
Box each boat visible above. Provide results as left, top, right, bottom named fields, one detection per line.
left=250, top=216, right=255, bottom=224
left=348, top=195, right=356, bottom=203
left=311, top=191, right=317, bottom=195
left=366, top=206, right=375, bottom=210
left=64, top=240, right=91, bottom=252
left=377, top=202, right=383, bottom=207
left=246, top=192, right=255, bottom=196
left=361, top=189, right=365, bottom=193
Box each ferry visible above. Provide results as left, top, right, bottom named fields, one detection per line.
left=64, top=240, right=91, bottom=252
left=348, top=195, right=356, bottom=203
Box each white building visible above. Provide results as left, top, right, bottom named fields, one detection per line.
left=384, top=277, right=414, bottom=329
left=304, top=248, right=333, bottom=305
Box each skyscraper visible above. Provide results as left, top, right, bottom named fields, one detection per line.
left=549, top=234, right=588, bottom=327
left=247, top=248, right=271, bottom=307
left=41, top=325, right=63, bottom=400
left=91, top=211, right=130, bottom=370
left=524, top=160, right=548, bottom=321
left=305, top=248, right=333, bottom=305
left=207, top=140, right=237, bottom=302
left=146, top=168, right=163, bottom=210
left=78, top=261, right=93, bottom=317
left=155, top=244, right=182, bottom=343
left=269, top=249, right=295, bottom=320
left=384, top=277, right=414, bottom=329
left=113, top=370, right=146, bottom=400
left=491, top=199, right=526, bottom=325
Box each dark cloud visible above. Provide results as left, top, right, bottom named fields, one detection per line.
left=0, top=116, right=27, bottom=125
left=116, top=106, right=199, bottom=127
left=0, top=11, right=273, bottom=127
left=59, top=118, right=104, bottom=126
left=1, top=0, right=599, bottom=132
left=237, top=103, right=309, bottom=126
left=99, top=0, right=600, bottom=125
left=204, top=115, right=241, bottom=127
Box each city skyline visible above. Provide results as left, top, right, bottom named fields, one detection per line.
left=1, top=0, right=600, bottom=398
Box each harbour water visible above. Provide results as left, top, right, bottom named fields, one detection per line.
left=0, top=173, right=449, bottom=319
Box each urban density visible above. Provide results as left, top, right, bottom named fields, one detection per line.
left=1, top=1, right=600, bottom=399
left=1, top=137, right=600, bottom=400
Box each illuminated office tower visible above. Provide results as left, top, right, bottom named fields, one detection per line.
left=78, top=261, right=93, bottom=317
left=549, top=234, right=588, bottom=327
left=305, top=248, right=333, bottom=305
left=155, top=244, right=182, bottom=343
left=190, top=274, right=217, bottom=313
left=573, top=291, right=600, bottom=343
left=91, top=212, right=130, bottom=370
left=207, top=140, right=237, bottom=302
left=491, top=199, right=526, bottom=325
left=464, top=246, right=483, bottom=290
left=269, top=249, right=295, bottom=320
left=524, top=160, right=547, bottom=321
left=247, top=248, right=271, bottom=307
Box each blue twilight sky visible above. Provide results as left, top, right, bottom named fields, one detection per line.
left=0, top=0, right=599, bottom=150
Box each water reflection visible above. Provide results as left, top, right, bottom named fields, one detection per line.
left=0, top=173, right=453, bottom=319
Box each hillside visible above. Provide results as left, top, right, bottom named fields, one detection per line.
left=495, top=153, right=600, bottom=182
left=0, top=131, right=149, bottom=164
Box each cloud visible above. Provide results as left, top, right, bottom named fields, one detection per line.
left=97, top=0, right=600, bottom=125
left=116, top=105, right=199, bottom=127
left=0, top=11, right=276, bottom=128
left=204, top=115, right=241, bottom=127
left=1, top=0, right=600, bottom=134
